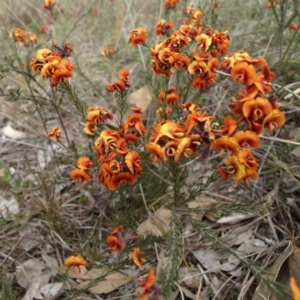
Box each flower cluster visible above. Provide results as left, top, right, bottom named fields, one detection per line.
left=150, top=7, right=229, bottom=90
left=10, top=28, right=37, bottom=47
left=208, top=51, right=285, bottom=185
left=84, top=106, right=113, bottom=135
left=156, top=87, right=180, bottom=116
left=106, top=69, right=130, bottom=92
left=106, top=225, right=138, bottom=252
left=95, top=127, right=144, bottom=190
left=146, top=102, right=215, bottom=163
left=70, top=156, right=93, bottom=183
left=30, top=41, right=74, bottom=87
left=128, top=27, right=148, bottom=46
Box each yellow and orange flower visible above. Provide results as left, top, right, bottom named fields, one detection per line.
left=10, top=28, right=38, bottom=47
left=47, top=127, right=62, bottom=141
left=263, top=109, right=285, bottom=133
left=84, top=107, right=113, bottom=135
left=165, top=0, right=178, bottom=9
left=106, top=235, right=124, bottom=252
left=210, top=136, right=240, bottom=156
left=195, top=33, right=212, bottom=52
left=231, top=61, right=256, bottom=86
left=64, top=255, right=89, bottom=274
left=70, top=169, right=91, bottom=183
left=40, top=25, right=51, bottom=35
left=289, top=24, right=298, bottom=31
left=75, top=157, right=93, bottom=171
left=137, top=269, right=156, bottom=298
left=155, top=19, right=174, bottom=36
left=44, top=0, right=56, bottom=10
left=128, top=27, right=148, bottom=46
left=101, top=46, right=115, bottom=58
left=110, top=225, right=123, bottom=235
left=132, top=248, right=146, bottom=269
left=213, top=116, right=237, bottom=136
left=233, top=130, right=261, bottom=148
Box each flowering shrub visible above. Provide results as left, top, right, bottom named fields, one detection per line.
left=0, top=0, right=293, bottom=299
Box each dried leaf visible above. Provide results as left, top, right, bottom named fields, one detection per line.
left=75, top=268, right=131, bottom=294
left=180, top=286, right=198, bottom=299
left=237, top=239, right=266, bottom=255
left=34, top=282, right=63, bottom=299
left=137, top=208, right=171, bottom=237
left=128, top=85, right=153, bottom=112
left=16, top=258, right=53, bottom=300
left=252, top=241, right=293, bottom=300
left=192, top=247, right=229, bottom=270
left=0, top=196, right=19, bottom=220
left=2, top=123, right=26, bottom=139
left=178, top=267, right=201, bottom=289
left=187, top=195, right=218, bottom=221
left=227, top=227, right=254, bottom=246
left=217, top=212, right=256, bottom=225
left=289, top=246, right=300, bottom=281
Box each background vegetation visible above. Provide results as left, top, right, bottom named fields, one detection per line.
left=0, top=0, right=300, bottom=299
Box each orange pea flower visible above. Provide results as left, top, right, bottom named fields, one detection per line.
left=106, top=80, right=126, bottom=92
left=10, top=28, right=38, bottom=47
left=130, top=107, right=143, bottom=114
left=155, top=19, right=174, bottom=36
left=233, top=130, right=261, bottom=148
left=119, top=69, right=130, bottom=87
left=137, top=269, right=156, bottom=298
left=231, top=61, right=256, bottom=86
left=237, top=149, right=259, bottom=170
left=263, top=109, right=285, bottom=133
left=47, top=127, right=62, bottom=141
left=75, top=157, right=93, bottom=171
left=101, top=46, right=115, bottom=58
left=108, top=172, right=136, bottom=191
left=223, top=156, right=246, bottom=186
left=125, top=151, right=143, bottom=175
left=242, top=97, right=273, bottom=120
left=132, top=248, right=146, bottom=269
left=214, top=116, right=237, bottom=136
left=51, top=67, right=73, bottom=87
left=70, top=169, right=91, bottom=183
left=290, top=277, right=300, bottom=300
left=195, top=33, right=212, bottom=52
left=179, top=24, right=203, bottom=37
left=85, top=106, right=113, bottom=126
left=94, top=130, right=120, bottom=155
left=188, top=60, right=209, bottom=76
left=289, top=24, right=298, bottom=31
left=44, top=0, right=55, bottom=9
left=106, top=235, right=124, bottom=252
left=128, top=27, right=148, bottom=46
left=110, top=225, right=123, bottom=235
left=165, top=0, right=178, bottom=9
left=64, top=255, right=89, bottom=274
left=145, top=142, right=167, bottom=163
left=40, top=25, right=51, bottom=35
left=210, top=136, right=240, bottom=156
left=52, top=40, right=73, bottom=58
